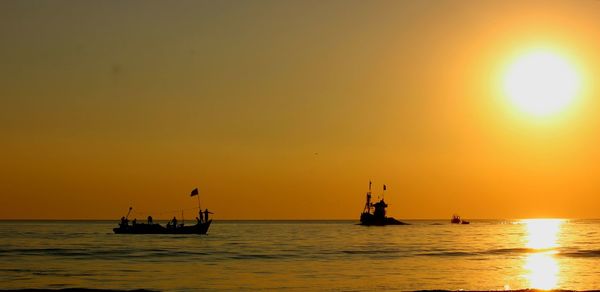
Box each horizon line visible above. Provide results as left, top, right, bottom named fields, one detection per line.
left=0, top=217, right=596, bottom=221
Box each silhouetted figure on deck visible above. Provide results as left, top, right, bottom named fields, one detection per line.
left=120, top=216, right=129, bottom=227
left=132, top=218, right=137, bottom=226
left=203, top=209, right=213, bottom=223
left=198, top=210, right=204, bottom=223
left=171, top=216, right=178, bottom=228
left=147, top=216, right=153, bottom=224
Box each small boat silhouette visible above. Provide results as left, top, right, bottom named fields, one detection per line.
left=113, top=188, right=213, bottom=234
left=451, top=214, right=470, bottom=225
left=113, top=217, right=211, bottom=234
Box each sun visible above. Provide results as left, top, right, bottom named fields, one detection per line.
left=503, top=50, right=580, bottom=116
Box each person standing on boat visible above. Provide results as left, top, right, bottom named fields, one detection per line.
left=171, top=216, right=178, bottom=228
left=147, top=216, right=153, bottom=224
left=203, top=209, right=213, bottom=222
left=120, top=216, right=128, bottom=227
left=197, top=210, right=204, bottom=223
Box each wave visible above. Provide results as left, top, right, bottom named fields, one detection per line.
left=0, top=247, right=213, bottom=260
left=559, top=249, right=600, bottom=258
left=4, top=246, right=600, bottom=261
left=416, top=251, right=479, bottom=257
left=227, top=253, right=297, bottom=260
left=487, top=247, right=600, bottom=258
left=417, top=247, right=600, bottom=258
left=341, top=249, right=403, bottom=255
left=486, top=247, right=541, bottom=254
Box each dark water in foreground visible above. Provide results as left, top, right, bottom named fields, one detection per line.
left=1, top=219, right=599, bottom=291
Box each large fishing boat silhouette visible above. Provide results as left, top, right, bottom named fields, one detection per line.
left=360, top=182, right=408, bottom=226
left=113, top=187, right=212, bottom=234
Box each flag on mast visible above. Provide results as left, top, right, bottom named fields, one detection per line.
left=190, top=188, right=199, bottom=197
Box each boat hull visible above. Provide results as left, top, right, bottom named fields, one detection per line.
left=359, top=212, right=409, bottom=226
left=113, top=220, right=212, bottom=235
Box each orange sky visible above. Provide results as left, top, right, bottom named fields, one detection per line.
left=2, top=0, right=600, bottom=219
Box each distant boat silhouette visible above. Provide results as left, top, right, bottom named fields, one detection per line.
left=451, top=214, right=470, bottom=225
left=359, top=182, right=408, bottom=226
left=113, top=187, right=212, bottom=234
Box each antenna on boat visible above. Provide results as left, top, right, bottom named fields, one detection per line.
left=364, top=181, right=373, bottom=213
left=383, top=184, right=386, bottom=200
left=125, top=207, right=132, bottom=219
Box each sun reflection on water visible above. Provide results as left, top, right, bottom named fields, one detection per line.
left=524, top=252, right=560, bottom=290
left=524, top=219, right=563, bottom=249
left=521, top=219, right=564, bottom=290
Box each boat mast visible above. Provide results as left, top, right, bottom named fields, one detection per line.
left=364, top=181, right=372, bottom=213
left=196, top=193, right=201, bottom=213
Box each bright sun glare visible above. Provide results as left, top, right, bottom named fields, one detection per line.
left=504, top=51, right=580, bottom=116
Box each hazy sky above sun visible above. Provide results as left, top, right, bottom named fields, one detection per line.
left=2, top=0, right=600, bottom=219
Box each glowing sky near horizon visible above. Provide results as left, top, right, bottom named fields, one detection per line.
left=1, top=0, right=600, bottom=219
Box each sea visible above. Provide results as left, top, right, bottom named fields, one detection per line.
left=1, top=219, right=599, bottom=291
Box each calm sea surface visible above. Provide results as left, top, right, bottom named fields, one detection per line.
left=1, top=219, right=599, bottom=291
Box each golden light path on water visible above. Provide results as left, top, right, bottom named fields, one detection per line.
left=522, top=219, right=564, bottom=290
